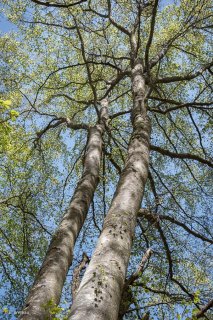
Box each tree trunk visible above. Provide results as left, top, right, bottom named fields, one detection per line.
left=19, top=107, right=108, bottom=320
left=69, top=60, right=151, bottom=320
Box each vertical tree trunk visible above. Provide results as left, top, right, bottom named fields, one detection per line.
left=19, top=107, right=108, bottom=320
left=69, top=60, right=151, bottom=320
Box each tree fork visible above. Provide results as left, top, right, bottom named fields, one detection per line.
left=69, top=59, right=151, bottom=320
left=19, top=105, right=108, bottom=320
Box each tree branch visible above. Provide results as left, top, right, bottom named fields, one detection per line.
left=30, top=0, right=87, bottom=8
left=150, top=145, right=213, bottom=168
left=125, top=248, right=153, bottom=287
left=21, top=19, right=76, bottom=30
left=149, top=96, right=213, bottom=114
left=107, top=0, right=130, bottom=36
left=145, top=0, right=159, bottom=70
left=138, top=209, right=213, bottom=244
left=154, top=61, right=213, bottom=84
left=119, top=249, right=152, bottom=319
left=72, top=253, right=89, bottom=300
left=195, top=299, right=213, bottom=319
left=35, top=117, right=88, bottom=142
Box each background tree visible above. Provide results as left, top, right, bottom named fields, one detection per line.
left=0, top=0, right=212, bottom=319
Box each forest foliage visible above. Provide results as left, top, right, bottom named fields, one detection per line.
left=0, top=0, right=212, bottom=319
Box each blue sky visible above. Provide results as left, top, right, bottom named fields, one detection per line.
left=1, top=2, right=211, bottom=319
left=0, top=13, right=16, bottom=33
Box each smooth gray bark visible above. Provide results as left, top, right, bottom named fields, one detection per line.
left=69, top=60, right=151, bottom=320
left=19, top=108, right=108, bottom=320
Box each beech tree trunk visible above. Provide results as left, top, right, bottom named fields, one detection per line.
left=19, top=106, right=108, bottom=320
left=69, top=60, right=151, bottom=320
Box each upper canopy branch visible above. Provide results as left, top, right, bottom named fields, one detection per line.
left=107, top=0, right=131, bottom=36
left=195, top=299, right=213, bottom=319
left=35, top=117, right=88, bottom=142
left=86, top=0, right=130, bottom=36
left=153, top=61, right=213, bottom=84
left=30, top=0, right=87, bottom=8
left=138, top=209, right=213, bottom=244
left=149, top=96, right=213, bottom=113
left=144, top=0, right=159, bottom=70
left=21, top=19, right=76, bottom=30
left=147, top=6, right=213, bottom=71
left=151, top=145, right=213, bottom=168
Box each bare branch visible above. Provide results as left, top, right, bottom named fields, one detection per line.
left=125, top=248, right=153, bottom=287
left=145, top=0, right=159, bottom=70
left=107, top=0, right=131, bottom=36
left=151, top=145, right=213, bottom=168
left=195, top=299, right=213, bottom=319
left=149, top=96, right=213, bottom=113
left=154, top=61, right=213, bottom=84
left=21, top=19, right=76, bottom=30
left=72, top=253, right=89, bottom=300
left=30, top=0, right=87, bottom=8
left=138, top=209, right=213, bottom=244
left=119, top=249, right=153, bottom=319
left=35, top=117, right=88, bottom=142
